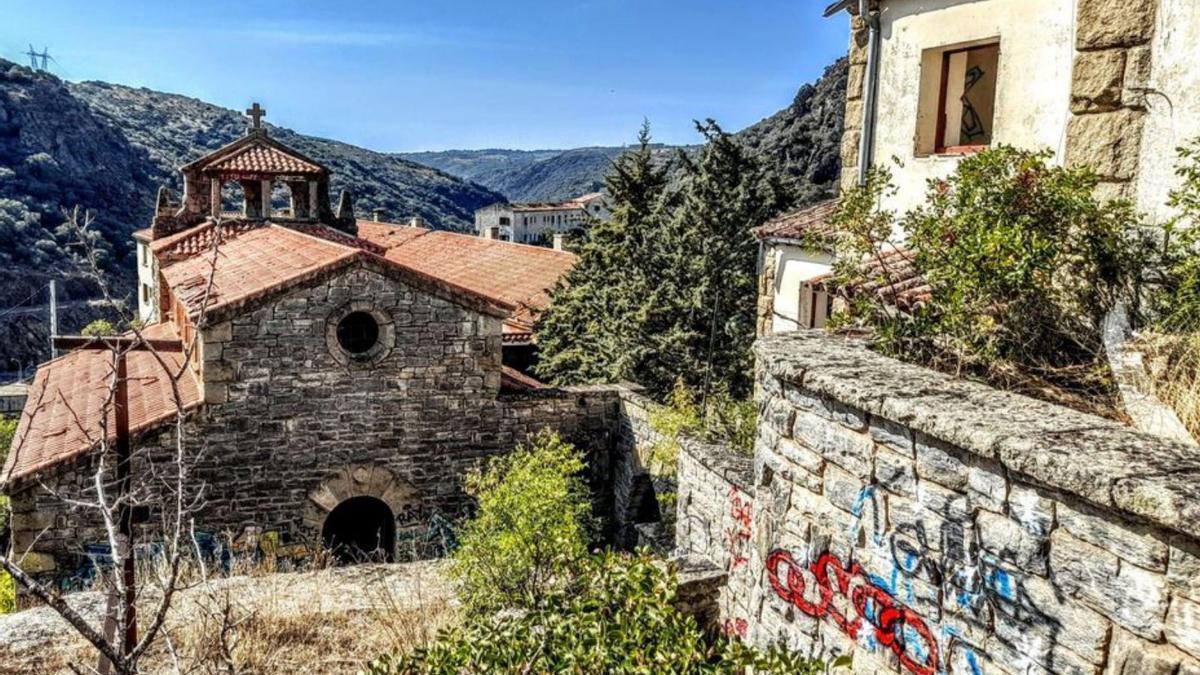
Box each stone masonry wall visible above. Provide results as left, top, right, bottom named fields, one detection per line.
left=677, top=329, right=1200, bottom=674
left=1066, top=0, right=1160, bottom=201
left=7, top=263, right=629, bottom=586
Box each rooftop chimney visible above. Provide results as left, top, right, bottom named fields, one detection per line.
left=409, top=216, right=426, bottom=228
left=372, top=208, right=386, bottom=222
left=552, top=233, right=565, bottom=251
left=336, top=190, right=354, bottom=220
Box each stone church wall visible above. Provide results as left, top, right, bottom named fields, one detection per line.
left=676, top=330, right=1200, bottom=674
left=6, top=264, right=633, bottom=587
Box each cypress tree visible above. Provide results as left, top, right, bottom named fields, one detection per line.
left=534, top=122, right=669, bottom=385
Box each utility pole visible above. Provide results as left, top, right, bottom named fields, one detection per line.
left=49, top=280, right=58, bottom=359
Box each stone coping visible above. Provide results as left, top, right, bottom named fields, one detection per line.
left=756, top=330, right=1200, bottom=541
left=678, top=436, right=753, bottom=491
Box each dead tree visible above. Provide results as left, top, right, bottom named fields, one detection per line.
left=0, top=207, right=224, bottom=674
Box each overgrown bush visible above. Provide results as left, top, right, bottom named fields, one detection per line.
left=367, top=551, right=831, bottom=675
left=449, top=430, right=591, bottom=612
left=647, top=381, right=756, bottom=475
left=0, top=568, right=14, bottom=614
left=1158, top=138, right=1200, bottom=331
left=833, top=147, right=1151, bottom=406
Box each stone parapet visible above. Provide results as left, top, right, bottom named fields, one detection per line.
left=675, top=328, right=1200, bottom=674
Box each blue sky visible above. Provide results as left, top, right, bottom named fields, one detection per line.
left=1, top=1, right=848, bottom=152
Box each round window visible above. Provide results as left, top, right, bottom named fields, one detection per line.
left=336, top=311, right=380, bottom=355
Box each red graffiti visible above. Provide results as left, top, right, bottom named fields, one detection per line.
left=723, top=617, right=749, bottom=638
left=726, top=487, right=752, bottom=570
left=766, top=549, right=939, bottom=675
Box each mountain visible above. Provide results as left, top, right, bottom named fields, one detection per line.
left=0, top=58, right=505, bottom=369
left=401, top=57, right=848, bottom=206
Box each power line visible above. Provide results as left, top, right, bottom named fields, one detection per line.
left=0, top=286, right=46, bottom=321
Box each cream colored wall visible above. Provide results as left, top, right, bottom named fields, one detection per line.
left=769, top=245, right=834, bottom=334
left=1135, top=0, right=1200, bottom=226
left=872, top=0, right=1076, bottom=219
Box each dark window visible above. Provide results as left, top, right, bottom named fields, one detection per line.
left=337, top=311, right=380, bottom=354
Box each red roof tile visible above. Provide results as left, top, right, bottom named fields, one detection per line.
left=814, top=246, right=931, bottom=311
left=1, top=323, right=201, bottom=485
left=752, top=199, right=840, bottom=244
left=203, top=144, right=323, bottom=175
left=500, top=365, right=547, bottom=392
left=357, top=221, right=575, bottom=314
left=161, top=225, right=360, bottom=320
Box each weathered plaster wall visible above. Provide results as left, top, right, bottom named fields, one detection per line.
left=869, top=0, right=1076, bottom=215
left=765, top=244, right=834, bottom=335
left=677, top=330, right=1200, bottom=674
left=1134, top=0, right=1200, bottom=225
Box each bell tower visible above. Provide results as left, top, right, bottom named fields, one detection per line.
left=150, top=102, right=356, bottom=238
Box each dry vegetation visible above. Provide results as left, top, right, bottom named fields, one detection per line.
left=1135, top=331, right=1200, bottom=440
left=0, top=561, right=455, bottom=675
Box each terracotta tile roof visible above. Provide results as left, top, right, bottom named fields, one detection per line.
left=356, top=220, right=576, bottom=315
left=813, top=246, right=931, bottom=311
left=203, top=144, right=323, bottom=175
left=161, top=224, right=360, bottom=320
left=1, top=323, right=201, bottom=485
left=152, top=221, right=264, bottom=264
left=500, top=365, right=547, bottom=392
left=752, top=199, right=840, bottom=244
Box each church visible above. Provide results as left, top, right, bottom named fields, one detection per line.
left=1, top=105, right=634, bottom=584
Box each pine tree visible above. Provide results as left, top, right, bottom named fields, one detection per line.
left=635, top=120, right=791, bottom=399
left=534, top=122, right=669, bottom=385
left=535, top=120, right=789, bottom=401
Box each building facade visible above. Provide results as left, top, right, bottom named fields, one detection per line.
left=758, top=0, right=1200, bottom=336
left=1, top=111, right=630, bottom=586
left=475, top=192, right=609, bottom=244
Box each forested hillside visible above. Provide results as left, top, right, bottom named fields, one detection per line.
left=403, top=57, right=848, bottom=206
left=0, top=59, right=505, bottom=368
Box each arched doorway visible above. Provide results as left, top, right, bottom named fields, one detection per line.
left=321, top=496, right=396, bottom=564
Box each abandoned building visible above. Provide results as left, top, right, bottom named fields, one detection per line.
left=474, top=192, right=609, bottom=244
left=757, top=0, right=1200, bottom=335
left=0, top=107, right=653, bottom=580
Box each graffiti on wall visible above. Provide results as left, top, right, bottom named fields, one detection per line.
left=765, top=486, right=1064, bottom=675
left=726, top=486, right=752, bottom=571
left=767, top=549, right=940, bottom=675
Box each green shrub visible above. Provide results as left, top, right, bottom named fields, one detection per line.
left=1158, top=138, right=1200, bottom=331
left=833, top=148, right=1150, bottom=401
left=81, top=319, right=118, bottom=337
left=449, top=430, right=591, bottom=612
left=0, top=570, right=13, bottom=614
left=367, top=551, right=830, bottom=675
left=648, top=381, right=756, bottom=473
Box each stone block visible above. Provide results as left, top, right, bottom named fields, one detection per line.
left=977, top=510, right=1049, bottom=575
left=1076, top=0, right=1156, bottom=49
left=915, top=433, right=969, bottom=491
left=966, top=456, right=1007, bottom=512
left=1168, top=595, right=1200, bottom=660
left=776, top=437, right=825, bottom=475
left=823, top=463, right=866, bottom=515
left=792, top=409, right=873, bottom=479
left=916, top=479, right=970, bottom=521
left=869, top=415, right=913, bottom=456
left=17, top=551, right=57, bottom=574
left=1058, top=500, right=1167, bottom=571
left=1169, top=539, right=1200, bottom=603
left=847, top=63, right=865, bottom=101
left=1106, top=624, right=1192, bottom=675
left=1123, top=45, right=1153, bottom=104
left=1009, top=482, right=1055, bottom=538
left=874, top=445, right=916, bottom=497
left=1051, top=529, right=1167, bottom=639
left=1066, top=108, right=1145, bottom=181
left=1071, top=49, right=1127, bottom=112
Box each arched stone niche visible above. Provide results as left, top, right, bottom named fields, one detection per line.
left=302, top=464, right=416, bottom=535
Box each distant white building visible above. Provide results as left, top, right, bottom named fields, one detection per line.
left=475, top=193, right=609, bottom=244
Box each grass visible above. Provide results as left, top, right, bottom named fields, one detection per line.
left=1135, top=331, right=1200, bottom=440
left=0, top=561, right=455, bottom=675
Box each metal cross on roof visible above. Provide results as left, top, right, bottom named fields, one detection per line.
left=245, top=102, right=266, bottom=130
